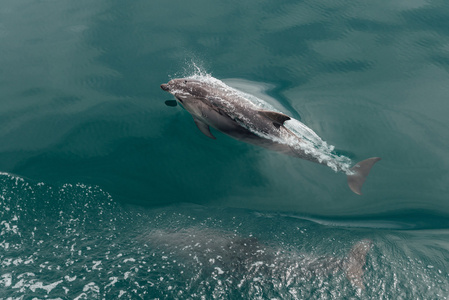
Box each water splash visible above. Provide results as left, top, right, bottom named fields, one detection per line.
left=181, top=59, right=212, bottom=79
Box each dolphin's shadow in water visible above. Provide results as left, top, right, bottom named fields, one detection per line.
left=144, top=228, right=372, bottom=290
left=164, top=100, right=178, bottom=107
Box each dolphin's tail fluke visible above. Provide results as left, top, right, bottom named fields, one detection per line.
left=344, top=239, right=372, bottom=290
left=347, top=157, right=381, bottom=195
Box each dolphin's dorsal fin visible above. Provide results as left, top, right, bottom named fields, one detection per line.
left=193, top=118, right=216, bottom=140
left=258, top=110, right=291, bottom=127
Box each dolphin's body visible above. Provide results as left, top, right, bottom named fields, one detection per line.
left=147, top=228, right=372, bottom=290
left=161, top=77, right=380, bottom=194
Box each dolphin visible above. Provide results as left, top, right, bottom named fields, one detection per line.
left=161, top=77, right=380, bottom=195
left=146, top=228, right=373, bottom=290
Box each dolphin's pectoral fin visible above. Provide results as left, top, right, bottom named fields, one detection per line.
left=193, top=118, right=216, bottom=140
left=258, top=110, right=291, bottom=127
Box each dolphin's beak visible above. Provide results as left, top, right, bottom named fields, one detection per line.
left=160, top=84, right=169, bottom=91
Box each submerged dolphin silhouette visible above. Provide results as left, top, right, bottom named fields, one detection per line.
left=147, top=228, right=372, bottom=290
left=161, top=77, right=380, bottom=194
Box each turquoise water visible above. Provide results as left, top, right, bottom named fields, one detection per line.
left=1, top=0, right=449, bottom=298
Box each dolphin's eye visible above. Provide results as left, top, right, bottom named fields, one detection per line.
left=184, top=80, right=187, bottom=83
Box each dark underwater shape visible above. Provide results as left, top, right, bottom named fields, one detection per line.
left=161, top=76, right=380, bottom=195
left=164, top=100, right=178, bottom=107
left=146, top=228, right=372, bottom=290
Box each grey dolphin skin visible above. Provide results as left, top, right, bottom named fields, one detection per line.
left=147, top=228, right=372, bottom=290
left=161, top=77, right=380, bottom=195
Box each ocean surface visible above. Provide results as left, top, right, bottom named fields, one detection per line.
left=1, top=0, right=449, bottom=298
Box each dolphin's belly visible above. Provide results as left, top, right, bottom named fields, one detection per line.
left=204, top=109, right=261, bottom=141
left=198, top=101, right=319, bottom=159
left=201, top=107, right=299, bottom=156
